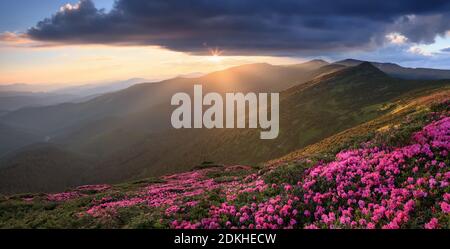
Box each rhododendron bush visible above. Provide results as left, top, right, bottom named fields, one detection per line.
left=298, top=116, right=449, bottom=229
left=0, top=102, right=448, bottom=229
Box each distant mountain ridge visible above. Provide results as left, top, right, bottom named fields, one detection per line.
left=1, top=59, right=448, bottom=113
left=335, top=59, right=450, bottom=80
left=0, top=83, right=62, bottom=92
left=0, top=92, right=81, bottom=111
left=0, top=60, right=449, bottom=193
left=52, top=78, right=151, bottom=96
left=0, top=61, right=339, bottom=136
left=0, top=78, right=151, bottom=112
left=0, top=78, right=150, bottom=94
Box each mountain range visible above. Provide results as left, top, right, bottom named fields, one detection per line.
left=0, top=59, right=449, bottom=193
left=0, top=78, right=151, bottom=112
left=335, top=59, right=450, bottom=80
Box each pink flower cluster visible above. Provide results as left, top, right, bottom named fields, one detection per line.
left=168, top=117, right=449, bottom=229
left=81, top=116, right=449, bottom=229
left=86, top=197, right=145, bottom=217
left=171, top=193, right=299, bottom=229
left=299, top=117, right=449, bottom=229
left=85, top=168, right=253, bottom=217
left=46, top=184, right=111, bottom=202
left=47, top=191, right=81, bottom=202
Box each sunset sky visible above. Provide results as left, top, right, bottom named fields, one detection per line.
left=0, top=0, right=449, bottom=85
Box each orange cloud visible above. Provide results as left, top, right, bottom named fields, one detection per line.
left=0, top=31, right=67, bottom=49
left=0, top=32, right=31, bottom=44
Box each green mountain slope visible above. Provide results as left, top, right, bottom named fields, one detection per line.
left=86, top=63, right=450, bottom=183
left=0, top=123, right=41, bottom=157
left=0, top=144, right=95, bottom=194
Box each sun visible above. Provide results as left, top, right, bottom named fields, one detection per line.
left=208, top=47, right=224, bottom=63
left=209, top=54, right=223, bottom=63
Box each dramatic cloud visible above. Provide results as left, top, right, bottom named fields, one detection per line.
left=0, top=32, right=30, bottom=44
left=0, top=31, right=46, bottom=48
left=385, top=32, right=408, bottom=44
left=388, top=14, right=450, bottom=44
left=408, top=45, right=432, bottom=56
left=442, top=47, right=450, bottom=52
left=26, top=0, right=450, bottom=55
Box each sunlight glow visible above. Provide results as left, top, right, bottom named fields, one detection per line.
left=208, top=47, right=224, bottom=63
left=208, top=54, right=223, bottom=63
left=0, top=44, right=302, bottom=85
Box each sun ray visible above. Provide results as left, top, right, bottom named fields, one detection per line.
left=208, top=47, right=224, bottom=63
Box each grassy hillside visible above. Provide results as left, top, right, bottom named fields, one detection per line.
left=269, top=86, right=450, bottom=165
left=0, top=91, right=447, bottom=229
left=0, top=123, right=41, bottom=157
left=0, top=144, right=96, bottom=194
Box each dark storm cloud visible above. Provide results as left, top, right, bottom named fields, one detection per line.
left=389, top=14, right=450, bottom=44
left=27, top=0, right=450, bottom=55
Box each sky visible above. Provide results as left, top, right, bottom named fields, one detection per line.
left=0, top=0, right=449, bottom=85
